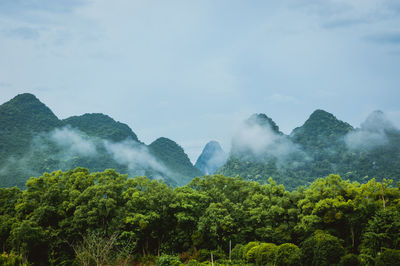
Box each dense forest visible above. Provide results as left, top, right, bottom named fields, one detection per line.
left=1, top=168, right=400, bottom=265
left=218, top=110, right=400, bottom=190
left=0, top=94, right=201, bottom=188
left=1, top=93, right=400, bottom=192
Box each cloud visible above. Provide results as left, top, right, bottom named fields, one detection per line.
left=0, top=126, right=174, bottom=186
left=322, top=18, right=369, bottom=29
left=231, top=117, right=301, bottom=160
left=103, top=139, right=170, bottom=177
left=345, top=110, right=396, bottom=150
left=0, top=0, right=86, bottom=16
left=345, top=130, right=388, bottom=150
left=365, top=32, right=400, bottom=45
left=3, top=27, right=40, bottom=40
left=48, top=126, right=97, bottom=156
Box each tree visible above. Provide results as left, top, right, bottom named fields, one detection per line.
left=300, top=230, right=344, bottom=266
left=274, top=243, right=301, bottom=266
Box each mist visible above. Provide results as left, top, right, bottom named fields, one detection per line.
left=231, top=119, right=302, bottom=161
left=0, top=126, right=172, bottom=184
left=103, top=139, right=170, bottom=177
left=345, top=111, right=397, bottom=150
left=48, top=126, right=97, bottom=156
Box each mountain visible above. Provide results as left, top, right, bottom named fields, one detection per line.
left=246, top=113, right=282, bottom=134
left=63, top=113, right=139, bottom=142
left=195, top=141, right=227, bottom=175
left=218, top=110, right=400, bottom=190
left=290, top=109, right=353, bottom=150
left=149, top=137, right=203, bottom=183
left=0, top=93, right=61, bottom=159
left=0, top=94, right=201, bottom=188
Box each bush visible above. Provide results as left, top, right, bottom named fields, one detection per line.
left=256, top=243, right=277, bottom=266
left=0, top=252, right=27, bottom=266
left=197, top=249, right=211, bottom=262
left=275, top=243, right=301, bottom=266
left=375, top=249, right=400, bottom=266
left=231, top=244, right=245, bottom=260
left=157, top=254, right=181, bottom=266
left=243, top=241, right=259, bottom=261
left=301, top=230, right=345, bottom=266
left=339, top=254, right=361, bottom=266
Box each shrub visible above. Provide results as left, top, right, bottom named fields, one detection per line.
left=301, top=230, right=345, bottom=266
left=157, top=254, right=181, bottom=266
left=275, top=243, right=301, bottom=266
left=256, top=243, right=277, bottom=266
left=339, top=254, right=361, bottom=266
left=0, top=252, right=27, bottom=266
left=375, top=249, right=400, bottom=266
left=231, top=243, right=244, bottom=261
left=242, top=241, right=259, bottom=261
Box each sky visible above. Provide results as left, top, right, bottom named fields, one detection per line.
left=1, top=0, right=400, bottom=163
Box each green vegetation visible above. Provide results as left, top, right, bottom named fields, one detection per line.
left=149, top=137, right=203, bottom=183
left=1, top=169, right=399, bottom=265
left=63, top=113, right=139, bottom=142
left=0, top=94, right=200, bottom=188
left=219, top=110, right=400, bottom=190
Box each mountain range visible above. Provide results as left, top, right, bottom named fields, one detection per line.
left=1, top=93, right=399, bottom=190
left=0, top=93, right=202, bottom=187
left=218, top=109, right=400, bottom=190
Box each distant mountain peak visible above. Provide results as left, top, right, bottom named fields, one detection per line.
left=149, top=137, right=203, bottom=182
left=361, top=110, right=395, bottom=132
left=1, top=92, right=60, bottom=127
left=291, top=109, right=353, bottom=147
left=10, top=92, right=39, bottom=102
left=63, top=113, right=139, bottom=142
left=247, top=113, right=282, bottom=134
left=195, top=141, right=227, bottom=175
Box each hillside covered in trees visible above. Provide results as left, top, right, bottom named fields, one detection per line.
left=218, top=110, right=400, bottom=190
left=1, top=93, right=400, bottom=191
left=0, top=93, right=201, bottom=188
left=1, top=169, right=399, bottom=265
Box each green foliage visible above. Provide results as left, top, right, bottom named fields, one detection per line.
left=0, top=251, right=27, bottom=266
left=360, top=208, right=400, bottom=257
left=274, top=243, right=301, bottom=266
left=374, top=249, right=400, bottom=266
left=339, top=253, right=361, bottom=266
left=149, top=137, right=203, bottom=184
left=300, top=231, right=345, bottom=266
left=242, top=242, right=259, bottom=262
left=63, top=113, right=139, bottom=142
left=0, top=94, right=204, bottom=188
left=218, top=110, right=400, bottom=190
left=156, top=254, right=181, bottom=266
left=256, top=243, right=277, bottom=266
left=0, top=169, right=399, bottom=265
left=230, top=244, right=245, bottom=260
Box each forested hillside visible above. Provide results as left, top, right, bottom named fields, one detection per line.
left=218, top=110, right=400, bottom=190
left=1, top=169, right=399, bottom=265
left=0, top=94, right=201, bottom=188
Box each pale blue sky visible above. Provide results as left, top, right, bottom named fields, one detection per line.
left=1, top=0, right=400, bottom=162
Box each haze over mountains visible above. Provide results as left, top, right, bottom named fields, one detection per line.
left=0, top=93, right=201, bottom=187
left=218, top=110, right=400, bottom=190
left=1, top=93, right=399, bottom=190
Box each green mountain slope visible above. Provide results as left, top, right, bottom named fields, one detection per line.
left=0, top=94, right=200, bottom=188
left=291, top=109, right=353, bottom=150
left=149, top=137, right=203, bottom=184
left=63, top=113, right=139, bottom=142
left=218, top=110, right=400, bottom=190
left=0, top=93, right=61, bottom=159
